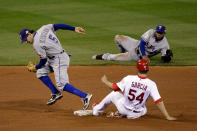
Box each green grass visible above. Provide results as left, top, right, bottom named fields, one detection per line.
left=0, top=0, right=196, bottom=65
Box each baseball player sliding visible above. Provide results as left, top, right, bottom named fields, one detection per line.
left=92, top=25, right=173, bottom=63
left=92, top=60, right=176, bottom=120
left=19, top=23, right=92, bottom=110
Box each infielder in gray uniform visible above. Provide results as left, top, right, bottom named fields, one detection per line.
left=19, top=23, right=92, bottom=110
left=92, top=25, right=173, bottom=63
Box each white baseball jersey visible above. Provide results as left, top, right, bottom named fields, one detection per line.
left=33, top=24, right=70, bottom=90
left=141, top=29, right=170, bottom=57
left=116, top=75, right=161, bottom=111
left=93, top=75, right=162, bottom=119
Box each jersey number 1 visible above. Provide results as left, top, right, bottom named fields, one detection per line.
left=128, top=89, right=144, bottom=104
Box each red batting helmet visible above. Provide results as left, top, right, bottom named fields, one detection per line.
left=137, top=59, right=149, bottom=72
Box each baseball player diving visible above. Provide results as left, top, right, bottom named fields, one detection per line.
left=92, top=25, right=173, bottom=63
left=92, top=60, right=176, bottom=120
left=19, top=23, right=92, bottom=110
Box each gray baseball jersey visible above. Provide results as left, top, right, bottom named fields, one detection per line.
left=33, top=24, right=66, bottom=58
left=33, top=24, right=70, bottom=90
left=141, top=29, right=170, bottom=57
left=104, top=29, right=170, bottom=61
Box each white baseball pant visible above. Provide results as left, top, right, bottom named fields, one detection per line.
left=93, top=91, right=147, bottom=119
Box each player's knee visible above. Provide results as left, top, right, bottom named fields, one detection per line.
left=93, top=110, right=99, bottom=116
left=36, top=69, right=48, bottom=79
left=36, top=73, right=45, bottom=79
left=115, top=35, right=120, bottom=40
left=57, top=82, right=67, bottom=91
left=115, top=35, right=121, bottom=43
left=56, top=85, right=62, bottom=90
left=115, top=35, right=127, bottom=41
left=58, top=86, right=64, bottom=91
left=93, top=109, right=101, bottom=116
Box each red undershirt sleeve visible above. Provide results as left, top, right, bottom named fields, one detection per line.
left=154, top=98, right=163, bottom=104
left=112, top=83, right=120, bottom=91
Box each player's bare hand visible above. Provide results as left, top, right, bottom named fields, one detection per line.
left=101, top=75, right=114, bottom=89
left=75, top=27, right=85, bottom=34
left=101, top=75, right=108, bottom=83
left=166, top=116, right=177, bottom=121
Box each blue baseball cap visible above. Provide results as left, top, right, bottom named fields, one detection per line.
left=156, top=25, right=166, bottom=34
left=19, top=28, right=30, bottom=43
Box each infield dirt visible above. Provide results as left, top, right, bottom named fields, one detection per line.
left=0, top=66, right=197, bottom=131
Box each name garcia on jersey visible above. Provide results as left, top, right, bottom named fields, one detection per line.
left=131, top=82, right=147, bottom=91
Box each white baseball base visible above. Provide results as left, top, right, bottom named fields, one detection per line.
left=73, top=110, right=93, bottom=116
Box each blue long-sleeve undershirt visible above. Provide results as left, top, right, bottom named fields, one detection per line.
left=35, top=59, right=47, bottom=69
left=139, top=39, right=147, bottom=56
left=53, top=23, right=75, bottom=31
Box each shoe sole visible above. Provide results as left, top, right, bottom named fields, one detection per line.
left=83, top=94, right=93, bottom=110
left=47, top=95, right=63, bottom=105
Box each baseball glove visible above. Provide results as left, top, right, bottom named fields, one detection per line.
left=161, top=49, right=173, bottom=63
left=27, top=61, right=37, bottom=72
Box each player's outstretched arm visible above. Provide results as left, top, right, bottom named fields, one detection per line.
left=53, top=24, right=85, bottom=34
left=101, top=75, right=113, bottom=89
left=75, top=27, right=85, bottom=34
left=156, top=101, right=177, bottom=121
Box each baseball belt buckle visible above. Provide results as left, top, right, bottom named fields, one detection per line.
left=133, top=110, right=141, bottom=113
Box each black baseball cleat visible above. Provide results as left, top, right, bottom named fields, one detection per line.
left=92, top=54, right=103, bottom=60
left=47, top=92, right=63, bottom=105
left=82, top=94, right=92, bottom=110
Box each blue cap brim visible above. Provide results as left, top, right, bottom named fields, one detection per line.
left=21, top=36, right=27, bottom=43
left=156, top=31, right=165, bottom=34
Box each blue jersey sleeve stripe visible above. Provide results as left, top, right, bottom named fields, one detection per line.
left=139, top=39, right=147, bottom=56
left=53, top=23, right=75, bottom=31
